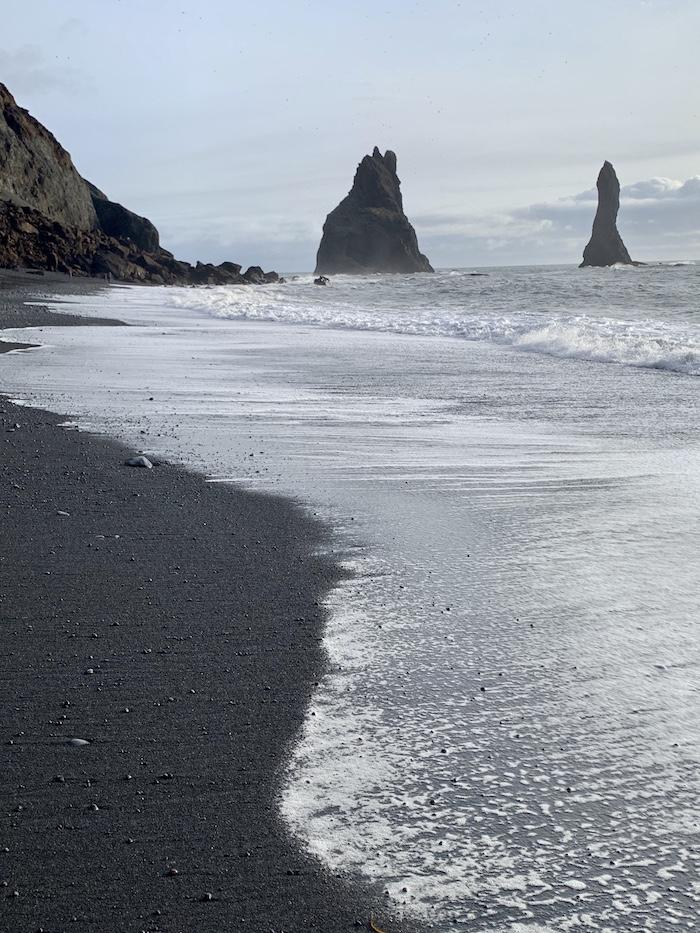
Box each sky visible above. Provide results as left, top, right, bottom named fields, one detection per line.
left=3, top=0, right=699, bottom=270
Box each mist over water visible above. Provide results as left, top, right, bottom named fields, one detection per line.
left=2, top=265, right=699, bottom=930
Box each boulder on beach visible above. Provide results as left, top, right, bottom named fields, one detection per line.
left=315, top=147, right=433, bottom=275
left=580, top=161, right=633, bottom=267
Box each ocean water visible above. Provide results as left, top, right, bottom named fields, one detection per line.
left=2, top=264, right=699, bottom=931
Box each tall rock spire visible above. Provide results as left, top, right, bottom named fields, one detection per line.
left=580, top=161, right=633, bottom=267
left=315, top=148, right=433, bottom=274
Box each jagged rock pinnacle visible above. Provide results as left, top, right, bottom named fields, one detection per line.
left=315, top=148, right=433, bottom=274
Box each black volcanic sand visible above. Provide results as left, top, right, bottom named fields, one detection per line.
left=0, top=285, right=415, bottom=932
left=0, top=268, right=124, bottom=330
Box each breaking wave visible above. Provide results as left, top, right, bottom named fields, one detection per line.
left=509, top=320, right=700, bottom=374
left=165, top=269, right=700, bottom=376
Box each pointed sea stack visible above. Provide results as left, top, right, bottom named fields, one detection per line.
left=315, top=147, right=433, bottom=275
left=580, top=161, right=633, bottom=267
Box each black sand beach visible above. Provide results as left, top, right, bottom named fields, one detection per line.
left=0, top=277, right=412, bottom=933
left=0, top=269, right=124, bottom=328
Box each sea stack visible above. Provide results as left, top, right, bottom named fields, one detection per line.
left=315, top=147, right=433, bottom=275
left=580, top=161, right=633, bottom=267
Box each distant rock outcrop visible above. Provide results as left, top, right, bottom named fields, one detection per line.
left=315, top=147, right=433, bottom=275
left=0, top=83, right=277, bottom=285
left=580, top=161, right=633, bottom=267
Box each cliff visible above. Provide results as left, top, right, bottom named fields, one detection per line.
left=315, top=147, right=433, bottom=274
left=0, top=84, right=97, bottom=231
left=0, top=84, right=277, bottom=285
left=580, top=161, right=633, bottom=267
left=85, top=181, right=160, bottom=254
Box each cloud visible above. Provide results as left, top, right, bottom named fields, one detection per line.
left=123, top=170, right=700, bottom=271
left=620, top=177, right=684, bottom=199
left=157, top=172, right=700, bottom=270
left=164, top=228, right=318, bottom=274
left=414, top=173, right=700, bottom=266
left=518, top=174, right=700, bottom=234
left=157, top=207, right=320, bottom=272
left=0, top=45, right=81, bottom=95
left=58, top=18, right=88, bottom=37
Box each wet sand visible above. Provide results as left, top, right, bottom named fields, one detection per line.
left=0, top=268, right=123, bottom=329
left=0, top=275, right=412, bottom=932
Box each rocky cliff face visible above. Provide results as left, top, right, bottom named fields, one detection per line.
left=0, top=199, right=187, bottom=283
left=85, top=181, right=160, bottom=254
left=315, top=147, right=433, bottom=274
left=0, top=84, right=97, bottom=231
left=0, top=83, right=278, bottom=285
left=580, top=161, right=633, bottom=267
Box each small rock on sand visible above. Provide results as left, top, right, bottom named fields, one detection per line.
left=125, top=456, right=153, bottom=469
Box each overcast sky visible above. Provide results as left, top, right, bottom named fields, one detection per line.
left=3, top=0, right=699, bottom=270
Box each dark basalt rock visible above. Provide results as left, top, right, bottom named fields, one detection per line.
left=315, top=147, right=433, bottom=275
left=0, top=83, right=97, bottom=231
left=243, top=265, right=265, bottom=284
left=243, top=266, right=279, bottom=284
left=218, top=261, right=242, bottom=276
left=190, top=261, right=246, bottom=285
left=0, top=200, right=279, bottom=287
left=0, top=82, right=279, bottom=287
left=92, top=244, right=151, bottom=282
left=0, top=200, right=102, bottom=277
left=580, top=161, right=633, bottom=267
left=86, top=180, right=160, bottom=253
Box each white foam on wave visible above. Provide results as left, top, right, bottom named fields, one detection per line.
left=510, top=320, right=700, bottom=374
left=164, top=279, right=700, bottom=377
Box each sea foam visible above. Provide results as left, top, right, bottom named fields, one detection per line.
left=164, top=268, right=700, bottom=376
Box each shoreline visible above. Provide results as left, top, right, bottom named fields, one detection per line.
left=0, top=279, right=413, bottom=932
left=0, top=268, right=126, bottom=329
